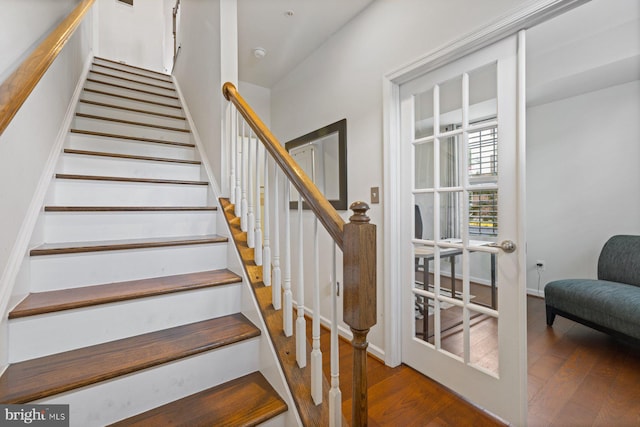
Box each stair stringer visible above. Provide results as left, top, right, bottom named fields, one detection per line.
left=0, top=52, right=95, bottom=376
left=172, top=78, right=301, bottom=427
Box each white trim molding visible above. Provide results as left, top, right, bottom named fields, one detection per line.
left=0, top=53, right=95, bottom=367
left=381, top=0, right=591, bottom=368
left=386, top=0, right=590, bottom=85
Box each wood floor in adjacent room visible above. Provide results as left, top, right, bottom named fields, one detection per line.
left=323, top=296, right=640, bottom=426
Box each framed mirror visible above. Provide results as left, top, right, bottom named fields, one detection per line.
left=285, top=119, right=347, bottom=210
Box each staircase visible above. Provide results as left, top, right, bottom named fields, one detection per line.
left=0, top=57, right=288, bottom=426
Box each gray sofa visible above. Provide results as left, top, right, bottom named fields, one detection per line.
left=545, top=235, right=640, bottom=344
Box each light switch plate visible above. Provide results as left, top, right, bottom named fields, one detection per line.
left=371, top=187, right=380, bottom=204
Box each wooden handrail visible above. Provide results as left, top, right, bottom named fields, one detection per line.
left=224, top=82, right=377, bottom=425
left=0, top=0, right=95, bottom=136
left=223, top=82, right=345, bottom=249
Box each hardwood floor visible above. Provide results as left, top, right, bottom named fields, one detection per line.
left=527, top=296, right=640, bottom=427
left=318, top=295, right=640, bottom=426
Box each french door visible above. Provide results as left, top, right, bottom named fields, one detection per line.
left=399, top=34, right=527, bottom=424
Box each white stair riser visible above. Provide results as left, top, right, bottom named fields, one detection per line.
left=52, top=180, right=209, bottom=206
left=88, top=71, right=177, bottom=98
left=30, top=243, right=227, bottom=291
left=59, top=154, right=202, bottom=181
left=9, top=283, right=242, bottom=362
left=84, top=81, right=181, bottom=107
left=81, top=91, right=183, bottom=117
left=37, top=338, right=260, bottom=427
left=43, top=211, right=216, bottom=242
left=77, top=101, right=189, bottom=130
left=68, top=134, right=196, bottom=160
left=73, top=116, right=192, bottom=144
left=258, top=413, right=288, bottom=427
left=92, top=59, right=172, bottom=82
left=91, top=64, right=175, bottom=89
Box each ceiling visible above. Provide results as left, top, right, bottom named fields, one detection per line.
left=235, top=0, right=638, bottom=99
left=237, top=0, right=374, bottom=88
left=526, top=0, right=639, bottom=107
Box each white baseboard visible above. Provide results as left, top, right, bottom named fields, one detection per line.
left=527, top=288, right=544, bottom=298
left=423, top=268, right=493, bottom=288
left=0, top=53, right=94, bottom=318
left=301, top=305, right=386, bottom=363
left=0, top=53, right=93, bottom=372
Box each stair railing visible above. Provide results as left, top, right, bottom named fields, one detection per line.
left=0, top=0, right=95, bottom=137
left=223, top=82, right=376, bottom=427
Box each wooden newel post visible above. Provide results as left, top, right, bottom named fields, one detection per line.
left=343, top=201, right=376, bottom=427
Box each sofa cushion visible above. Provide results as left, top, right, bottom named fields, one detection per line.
left=598, top=235, right=640, bottom=287
left=545, top=278, right=640, bottom=340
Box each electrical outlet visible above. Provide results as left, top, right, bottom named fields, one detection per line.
left=536, top=260, right=546, bottom=271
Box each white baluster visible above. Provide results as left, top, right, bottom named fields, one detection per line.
left=329, top=243, right=341, bottom=426
left=229, top=107, right=236, bottom=204
left=234, top=111, right=241, bottom=217
left=283, top=181, right=293, bottom=336
left=272, top=164, right=281, bottom=310
left=254, top=140, right=263, bottom=266
left=311, top=217, right=322, bottom=405
left=241, top=121, right=248, bottom=232
left=296, top=194, right=306, bottom=368
left=263, top=155, right=271, bottom=286
left=247, top=129, right=255, bottom=248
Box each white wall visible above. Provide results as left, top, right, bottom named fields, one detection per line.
left=526, top=80, right=640, bottom=294
left=524, top=0, right=639, bottom=295
left=239, top=81, right=271, bottom=127
left=0, top=1, right=79, bottom=82
left=172, top=0, right=222, bottom=187
left=0, top=0, right=94, bottom=366
left=96, top=0, right=168, bottom=73
left=270, top=0, right=531, bottom=356
left=173, top=0, right=237, bottom=191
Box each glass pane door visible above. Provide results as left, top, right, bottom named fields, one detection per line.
left=400, top=34, right=527, bottom=425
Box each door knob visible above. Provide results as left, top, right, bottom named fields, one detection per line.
left=488, top=240, right=516, bottom=253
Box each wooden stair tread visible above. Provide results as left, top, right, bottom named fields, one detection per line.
left=89, top=70, right=176, bottom=92
left=109, top=371, right=287, bottom=426
left=79, top=99, right=186, bottom=120
left=0, top=314, right=260, bottom=404
left=93, top=57, right=172, bottom=80
left=87, top=78, right=179, bottom=100
left=55, top=173, right=208, bottom=186
left=9, top=269, right=241, bottom=319
left=83, top=88, right=183, bottom=110
left=70, top=129, right=195, bottom=147
left=44, top=206, right=217, bottom=212
left=92, top=63, right=174, bottom=85
left=76, top=113, right=190, bottom=133
left=30, top=234, right=227, bottom=256
left=63, top=148, right=200, bottom=164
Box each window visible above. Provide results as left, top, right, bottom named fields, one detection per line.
left=469, top=126, right=497, bottom=180
left=468, top=125, right=498, bottom=236
left=469, top=190, right=498, bottom=235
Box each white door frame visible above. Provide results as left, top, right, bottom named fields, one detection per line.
left=382, top=0, right=590, bottom=370
left=381, top=3, right=591, bottom=420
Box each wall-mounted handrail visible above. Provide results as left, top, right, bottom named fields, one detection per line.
left=172, top=0, right=181, bottom=63
left=223, top=82, right=345, bottom=249
left=0, top=0, right=95, bottom=137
